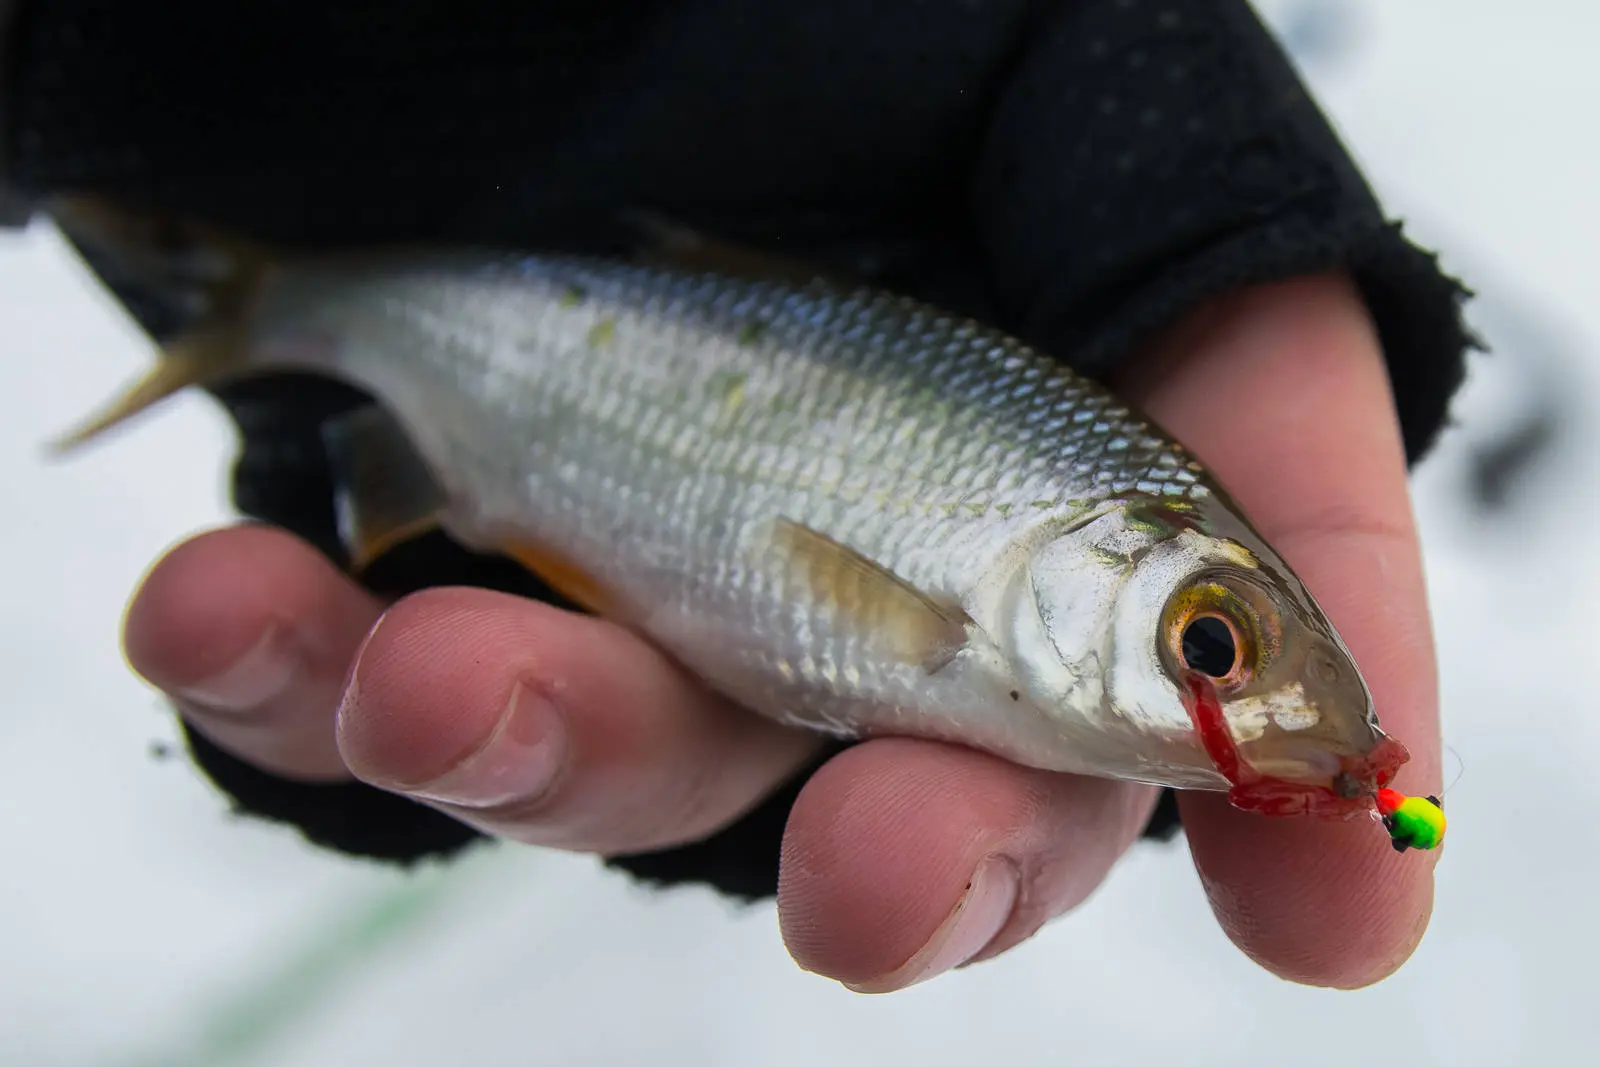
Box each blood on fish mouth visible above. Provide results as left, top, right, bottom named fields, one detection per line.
left=1181, top=673, right=1409, bottom=819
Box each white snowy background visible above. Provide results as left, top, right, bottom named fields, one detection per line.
left=2, top=2, right=1595, bottom=1064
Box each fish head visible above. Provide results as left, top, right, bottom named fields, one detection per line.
left=1017, top=498, right=1405, bottom=807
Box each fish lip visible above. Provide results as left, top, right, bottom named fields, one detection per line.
left=1341, top=732, right=1411, bottom=791
left=1184, top=670, right=1412, bottom=819
left=1228, top=735, right=1412, bottom=818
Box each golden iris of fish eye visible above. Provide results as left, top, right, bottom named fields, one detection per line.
left=1162, top=581, right=1267, bottom=690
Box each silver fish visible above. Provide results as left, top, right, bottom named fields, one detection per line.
left=52, top=201, right=1409, bottom=817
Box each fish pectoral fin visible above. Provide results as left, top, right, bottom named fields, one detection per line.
left=322, top=404, right=447, bottom=571
left=771, top=517, right=973, bottom=673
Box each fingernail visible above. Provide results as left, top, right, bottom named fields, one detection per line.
left=401, top=683, right=567, bottom=810
left=845, top=855, right=1020, bottom=994
left=175, top=625, right=296, bottom=712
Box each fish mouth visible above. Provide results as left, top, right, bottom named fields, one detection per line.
left=1181, top=672, right=1411, bottom=820
left=1222, top=736, right=1411, bottom=819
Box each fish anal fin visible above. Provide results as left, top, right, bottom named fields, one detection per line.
left=771, top=517, right=971, bottom=673
left=323, top=405, right=447, bottom=572
left=497, top=541, right=619, bottom=618
left=346, top=515, right=444, bottom=574
left=324, top=401, right=621, bottom=614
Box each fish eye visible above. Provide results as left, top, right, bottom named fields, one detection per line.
left=1161, top=578, right=1273, bottom=688
left=1181, top=615, right=1238, bottom=678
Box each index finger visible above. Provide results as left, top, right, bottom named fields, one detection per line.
left=1118, top=275, right=1442, bottom=989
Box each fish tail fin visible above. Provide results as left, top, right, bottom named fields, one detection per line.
left=45, top=329, right=246, bottom=455
left=44, top=195, right=279, bottom=455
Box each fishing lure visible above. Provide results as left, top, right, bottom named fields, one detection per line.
left=1376, top=789, right=1446, bottom=852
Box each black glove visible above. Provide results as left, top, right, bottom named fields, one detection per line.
left=0, top=0, right=1473, bottom=898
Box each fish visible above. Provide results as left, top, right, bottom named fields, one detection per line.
left=47, top=197, right=1410, bottom=818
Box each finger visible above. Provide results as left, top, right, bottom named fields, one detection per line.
left=333, top=586, right=823, bottom=854
left=1119, top=274, right=1442, bottom=988
left=123, top=524, right=383, bottom=781
left=777, top=739, right=1158, bottom=993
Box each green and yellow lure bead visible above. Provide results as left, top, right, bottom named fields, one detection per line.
left=1376, top=788, right=1445, bottom=852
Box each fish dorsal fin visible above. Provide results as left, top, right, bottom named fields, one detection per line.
left=623, top=212, right=854, bottom=291
left=322, top=405, right=447, bottom=571
left=771, top=517, right=973, bottom=673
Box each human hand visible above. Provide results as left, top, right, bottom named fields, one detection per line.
left=121, top=271, right=1440, bottom=992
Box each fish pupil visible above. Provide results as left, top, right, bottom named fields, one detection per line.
left=1182, top=616, right=1237, bottom=678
